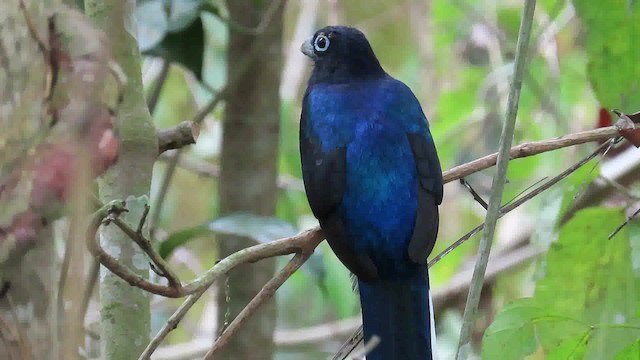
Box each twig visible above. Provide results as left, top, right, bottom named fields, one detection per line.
left=147, top=59, right=170, bottom=114
left=350, top=335, right=380, bottom=360
left=443, top=125, right=625, bottom=183
left=138, top=288, right=207, bottom=360
left=157, top=121, right=200, bottom=154
left=204, top=253, right=309, bottom=358
left=111, top=205, right=182, bottom=288
left=149, top=89, right=226, bottom=239
left=460, top=178, right=489, bottom=210
left=433, top=141, right=609, bottom=265
left=459, top=4, right=533, bottom=357
left=158, top=152, right=306, bottom=192
left=457, top=2, right=535, bottom=357
left=608, top=206, right=640, bottom=240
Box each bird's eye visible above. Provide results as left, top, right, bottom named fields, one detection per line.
left=314, top=35, right=330, bottom=52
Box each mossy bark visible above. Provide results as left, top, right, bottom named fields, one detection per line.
left=84, top=0, right=157, bottom=359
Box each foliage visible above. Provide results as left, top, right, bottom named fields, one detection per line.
left=483, top=208, right=640, bottom=359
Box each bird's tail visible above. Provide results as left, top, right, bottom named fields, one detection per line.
left=357, top=267, right=436, bottom=360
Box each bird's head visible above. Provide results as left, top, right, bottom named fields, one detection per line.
left=301, top=26, right=386, bottom=84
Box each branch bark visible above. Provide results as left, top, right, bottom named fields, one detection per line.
left=455, top=1, right=536, bottom=358
left=84, top=0, right=157, bottom=358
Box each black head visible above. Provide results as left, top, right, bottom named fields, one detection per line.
left=301, top=26, right=386, bottom=85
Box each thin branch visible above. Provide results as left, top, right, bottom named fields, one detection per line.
left=204, top=253, right=310, bottom=358
left=158, top=152, right=306, bottom=192
left=157, top=121, right=200, bottom=154
left=443, top=125, right=623, bottom=183
left=138, top=288, right=207, bottom=360
left=350, top=335, right=380, bottom=360
left=111, top=205, right=181, bottom=288
left=147, top=59, right=170, bottom=114
left=608, top=206, right=640, bottom=240
left=149, top=88, right=226, bottom=239
left=91, top=123, right=629, bottom=358
left=457, top=2, right=535, bottom=356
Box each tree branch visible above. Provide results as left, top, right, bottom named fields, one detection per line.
left=89, top=121, right=633, bottom=359
left=157, top=121, right=200, bottom=154
left=458, top=1, right=533, bottom=356
left=204, top=253, right=310, bottom=359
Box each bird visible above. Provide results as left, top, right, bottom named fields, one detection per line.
left=299, top=26, right=443, bottom=360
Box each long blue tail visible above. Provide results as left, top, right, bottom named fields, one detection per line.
left=358, top=267, right=436, bottom=360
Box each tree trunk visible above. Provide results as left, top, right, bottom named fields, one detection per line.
left=0, top=2, right=58, bottom=359
left=216, top=1, right=284, bottom=359
left=84, top=0, right=157, bottom=359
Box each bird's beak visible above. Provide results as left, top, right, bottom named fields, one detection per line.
left=300, top=36, right=316, bottom=59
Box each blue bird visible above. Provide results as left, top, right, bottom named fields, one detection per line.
left=299, top=26, right=443, bottom=360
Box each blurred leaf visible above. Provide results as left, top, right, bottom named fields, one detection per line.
left=157, top=224, right=209, bottom=259
left=158, top=213, right=297, bottom=258
left=136, top=0, right=169, bottom=51
left=165, top=0, right=203, bottom=32
left=485, top=208, right=640, bottom=358
left=497, top=7, right=522, bottom=41
left=614, top=339, right=640, bottom=360
left=545, top=331, right=591, bottom=360
left=147, top=18, right=205, bottom=80
left=209, top=213, right=298, bottom=243
left=629, top=221, right=640, bottom=277
left=573, top=0, right=640, bottom=112
left=138, top=0, right=208, bottom=79
left=321, top=243, right=358, bottom=319
left=557, top=158, right=600, bottom=220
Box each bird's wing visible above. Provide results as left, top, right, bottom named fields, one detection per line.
left=300, top=93, right=379, bottom=281
left=406, top=130, right=443, bottom=265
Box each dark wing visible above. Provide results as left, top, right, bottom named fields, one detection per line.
left=406, top=132, right=443, bottom=265
left=300, top=94, right=378, bottom=281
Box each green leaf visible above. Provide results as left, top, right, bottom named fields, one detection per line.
left=573, top=0, right=640, bottom=112
left=157, top=224, right=209, bottom=259
left=545, top=331, right=591, bottom=360
left=482, top=298, right=547, bottom=360
left=614, top=339, right=640, bottom=360
left=208, top=213, right=298, bottom=243
left=537, top=207, right=640, bottom=357
left=486, top=207, right=640, bottom=358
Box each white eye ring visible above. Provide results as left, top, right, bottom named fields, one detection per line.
left=314, top=35, right=330, bottom=52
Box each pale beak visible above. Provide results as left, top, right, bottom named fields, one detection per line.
left=300, top=36, right=316, bottom=59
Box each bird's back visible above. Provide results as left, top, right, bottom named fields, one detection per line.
left=303, top=76, right=433, bottom=277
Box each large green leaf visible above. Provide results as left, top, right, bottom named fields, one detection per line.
left=482, top=298, right=587, bottom=360
left=484, top=208, right=640, bottom=359
left=614, top=339, right=640, bottom=360
left=573, top=0, right=640, bottom=112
